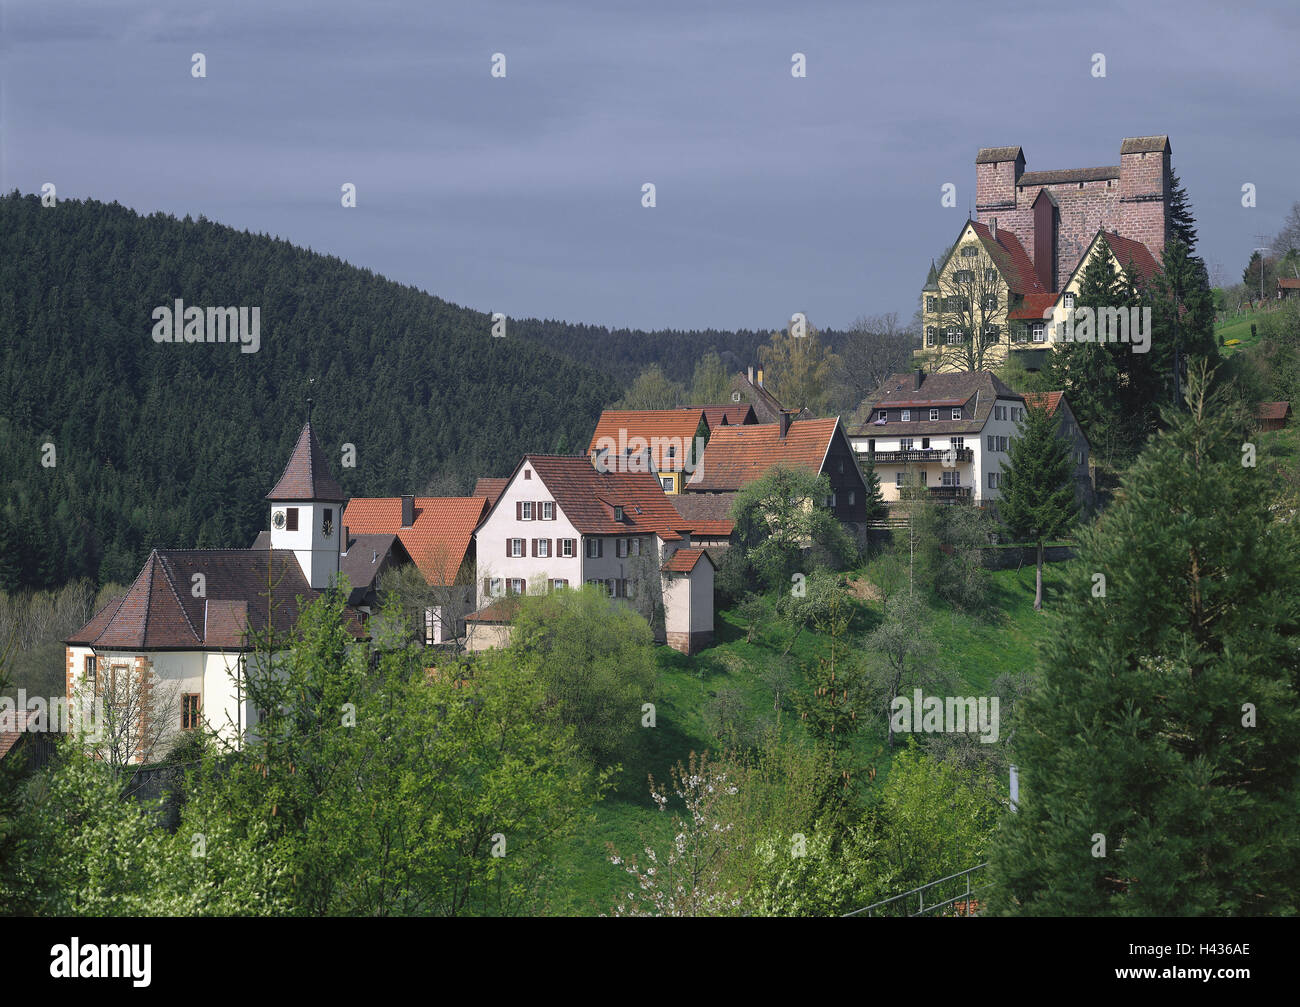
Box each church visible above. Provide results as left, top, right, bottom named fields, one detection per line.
left=64, top=418, right=371, bottom=763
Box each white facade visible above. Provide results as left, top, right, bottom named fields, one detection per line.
left=269, top=499, right=340, bottom=589
left=849, top=395, right=1025, bottom=505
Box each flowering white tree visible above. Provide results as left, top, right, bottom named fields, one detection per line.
left=607, top=752, right=744, bottom=916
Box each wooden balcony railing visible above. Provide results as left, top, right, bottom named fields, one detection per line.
left=870, top=448, right=974, bottom=464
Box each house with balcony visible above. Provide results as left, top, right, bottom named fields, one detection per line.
left=848, top=370, right=1025, bottom=506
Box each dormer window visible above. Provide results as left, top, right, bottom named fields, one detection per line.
left=952, top=408, right=962, bottom=420
left=877, top=409, right=887, bottom=422
left=902, top=409, right=911, bottom=422
left=614, top=506, right=624, bottom=522
left=930, top=408, right=939, bottom=421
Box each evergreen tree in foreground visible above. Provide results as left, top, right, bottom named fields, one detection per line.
left=997, top=402, right=1077, bottom=611
left=988, top=366, right=1300, bottom=915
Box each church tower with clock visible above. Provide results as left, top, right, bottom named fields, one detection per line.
left=266, top=409, right=345, bottom=590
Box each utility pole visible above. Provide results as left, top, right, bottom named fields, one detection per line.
left=1253, top=238, right=1272, bottom=304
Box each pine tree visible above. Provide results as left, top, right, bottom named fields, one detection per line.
left=1166, top=168, right=1198, bottom=253
left=997, top=402, right=1076, bottom=610
left=988, top=367, right=1300, bottom=915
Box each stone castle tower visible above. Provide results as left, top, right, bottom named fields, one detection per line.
left=974, top=136, right=1170, bottom=292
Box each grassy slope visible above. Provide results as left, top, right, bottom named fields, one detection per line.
left=546, top=562, right=1070, bottom=915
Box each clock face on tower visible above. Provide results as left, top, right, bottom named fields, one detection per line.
left=271, top=509, right=286, bottom=530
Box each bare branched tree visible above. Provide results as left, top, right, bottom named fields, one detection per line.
left=931, top=243, right=1007, bottom=372
left=832, top=313, right=918, bottom=412
left=75, top=660, right=181, bottom=771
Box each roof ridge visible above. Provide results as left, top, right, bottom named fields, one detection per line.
left=156, top=553, right=203, bottom=645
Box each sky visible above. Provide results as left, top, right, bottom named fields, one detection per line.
left=4, top=0, right=1299, bottom=332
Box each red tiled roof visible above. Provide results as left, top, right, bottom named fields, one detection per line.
left=267, top=422, right=345, bottom=502
left=524, top=456, right=687, bottom=536
left=1022, top=391, right=1065, bottom=416
left=682, top=519, right=734, bottom=538
left=343, top=496, right=489, bottom=585
left=700, top=404, right=757, bottom=429
left=473, top=478, right=509, bottom=507
left=466, top=597, right=522, bottom=623
left=66, top=549, right=358, bottom=649
left=1009, top=292, right=1060, bottom=320
left=968, top=221, right=1047, bottom=296
left=1099, top=231, right=1162, bottom=287
left=1277, top=278, right=1300, bottom=290
left=0, top=710, right=36, bottom=759
left=587, top=409, right=706, bottom=470
left=687, top=417, right=843, bottom=492
left=1255, top=401, right=1292, bottom=421
left=661, top=548, right=713, bottom=573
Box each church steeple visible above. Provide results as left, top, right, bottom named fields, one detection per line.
left=267, top=420, right=344, bottom=589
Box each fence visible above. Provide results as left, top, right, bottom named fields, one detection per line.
left=843, top=863, right=990, bottom=917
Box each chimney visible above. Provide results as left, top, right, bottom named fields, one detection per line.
left=747, top=365, right=755, bottom=384
left=401, top=494, right=415, bottom=528
left=756, top=367, right=765, bottom=388
left=779, top=410, right=792, bottom=439
left=913, top=368, right=924, bottom=391
left=990, top=216, right=997, bottom=240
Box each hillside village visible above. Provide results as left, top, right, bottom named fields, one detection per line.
left=3, top=127, right=1298, bottom=923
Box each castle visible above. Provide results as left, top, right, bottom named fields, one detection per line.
left=919, top=136, right=1173, bottom=372
left=974, top=135, right=1170, bottom=293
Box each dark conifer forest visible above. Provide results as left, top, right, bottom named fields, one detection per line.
left=0, top=193, right=768, bottom=589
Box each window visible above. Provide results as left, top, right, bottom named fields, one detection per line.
left=926, top=296, right=937, bottom=312
left=630, top=538, right=642, bottom=556
left=524, top=469, right=531, bottom=480
left=951, top=437, right=964, bottom=451
left=508, top=578, right=526, bottom=596
left=987, top=435, right=996, bottom=452
left=848, top=491, right=856, bottom=506
left=982, top=295, right=998, bottom=310
left=983, top=324, right=1000, bottom=344
left=927, top=326, right=937, bottom=346
left=1032, top=323, right=1046, bottom=342
left=930, top=408, right=939, bottom=422
left=322, top=508, right=333, bottom=536
left=946, top=327, right=964, bottom=344
left=489, top=577, right=504, bottom=597
left=667, top=445, right=677, bottom=459
left=952, top=408, right=962, bottom=420
left=614, top=506, right=624, bottom=522
left=84, top=655, right=96, bottom=682
left=877, top=409, right=887, bottom=422
left=521, top=501, right=533, bottom=521
left=586, top=538, right=603, bottom=559
left=985, top=269, right=998, bottom=283
left=616, top=538, right=627, bottom=558
left=955, top=269, right=974, bottom=283
left=661, top=476, right=673, bottom=491
left=901, top=409, right=911, bottom=422
left=182, top=694, right=201, bottom=731
left=285, top=507, right=299, bottom=531
left=509, top=538, right=523, bottom=557
left=1064, top=292, right=1076, bottom=308
left=550, top=578, right=569, bottom=592
left=921, top=437, right=930, bottom=449
left=998, top=436, right=1009, bottom=452
left=919, top=470, right=928, bottom=485
left=560, top=538, right=576, bottom=558
left=988, top=472, right=1000, bottom=489
left=895, top=471, right=905, bottom=487
left=827, top=492, right=837, bottom=508
left=541, top=501, right=554, bottom=520
left=900, top=438, right=914, bottom=450
left=961, top=245, right=977, bottom=257
left=942, top=470, right=961, bottom=486
left=536, top=538, right=551, bottom=558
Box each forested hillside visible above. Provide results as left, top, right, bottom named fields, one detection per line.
left=0, top=193, right=636, bottom=589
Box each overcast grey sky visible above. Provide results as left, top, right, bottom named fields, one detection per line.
left=4, top=0, right=1298, bottom=331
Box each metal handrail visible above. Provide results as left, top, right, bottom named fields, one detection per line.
left=843, top=862, right=989, bottom=918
